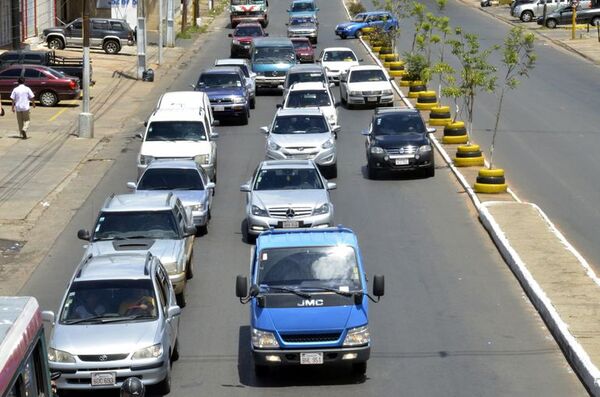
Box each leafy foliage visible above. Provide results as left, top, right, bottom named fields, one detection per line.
left=348, top=1, right=366, bottom=17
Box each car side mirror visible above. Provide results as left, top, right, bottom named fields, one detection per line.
left=228, top=33, right=233, bottom=37
left=236, top=275, right=248, bottom=298
left=210, top=131, right=220, bottom=139
left=184, top=225, right=197, bottom=236
left=358, top=58, right=364, bottom=62
left=250, top=72, right=257, bottom=78
left=167, top=305, right=181, bottom=318
left=240, top=183, right=251, bottom=192
left=332, top=125, right=341, bottom=134
left=265, top=32, right=269, bottom=36
left=316, top=7, right=319, bottom=10
left=77, top=229, right=91, bottom=241
left=189, top=83, right=196, bottom=89
left=316, top=59, right=321, bottom=63
left=143, top=121, right=148, bottom=127
left=427, top=127, right=436, bottom=134
left=361, top=129, right=370, bottom=136
left=135, top=132, right=143, bottom=139
left=259, top=126, right=269, bottom=134
left=126, top=181, right=137, bottom=190
left=41, top=310, right=55, bottom=325
left=275, top=103, right=282, bottom=108
left=285, top=22, right=289, bottom=25
left=334, top=102, right=341, bottom=108
left=373, top=274, right=385, bottom=297
left=329, top=82, right=334, bottom=88
left=326, top=182, right=337, bottom=190
left=206, top=182, right=216, bottom=189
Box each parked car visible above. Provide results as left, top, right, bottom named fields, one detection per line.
left=214, top=58, right=257, bottom=108
left=228, top=22, right=268, bottom=58
left=0, top=64, right=80, bottom=106
left=45, top=252, right=180, bottom=393
left=511, top=0, right=590, bottom=22
left=318, top=47, right=361, bottom=84
left=287, top=16, right=319, bottom=44
left=335, top=10, right=398, bottom=39
left=0, top=50, right=91, bottom=82
left=260, top=108, right=338, bottom=177
left=240, top=159, right=335, bottom=240
left=43, top=18, right=135, bottom=54
left=287, top=0, right=319, bottom=20
left=362, top=107, right=435, bottom=179
left=128, top=160, right=215, bottom=234
left=251, top=37, right=297, bottom=90
left=195, top=67, right=251, bottom=124
left=339, top=65, right=394, bottom=108
left=510, top=0, right=535, bottom=13
left=76, top=193, right=196, bottom=307
left=537, top=4, right=600, bottom=27
left=281, top=81, right=339, bottom=128
left=280, top=63, right=329, bottom=96
left=290, top=37, right=315, bottom=62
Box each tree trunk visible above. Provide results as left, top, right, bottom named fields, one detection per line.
left=489, top=87, right=505, bottom=170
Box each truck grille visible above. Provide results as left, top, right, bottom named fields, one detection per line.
left=280, top=332, right=341, bottom=343
left=386, top=145, right=417, bottom=155
left=268, top=206, right=313, bottom=218
left=210, top=98, right=234, bottom=104
left=78, top=354, right=129, bottom=362
left=362, top=90, right=382, bottom=95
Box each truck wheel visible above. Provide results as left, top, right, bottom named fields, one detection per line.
left=103, top=39, right=121, bottom=54
left=254, top=364, right=269, bottom=377
left=47, top=37, right=65, bottom=50
left=520, top=10, right=533, bottom=22
left=176, top=291, right=187, bottom=308
left=352, top=362, right=367, bottom=376
left=39, top=90, right=59, bottom=107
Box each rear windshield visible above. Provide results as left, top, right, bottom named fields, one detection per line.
left=215, top=63, right=250, bottom=77
left=292, top=40, right=311, bottom=49
left=146, top=121, right=207, bottom=141
left=254, top=168, right=323, bottom=190
left=349, top=69, right=387, bottom=82
left=234, top=26, right=263, bottom=37
left=285, top=90, right=331, bottom=107
left=323, top=51, right=356, bottom=62
left=138, top=168, right=205, bottom=191
left=287, top=71, right=325, bottom=86
left=272, top=114, right=329, bottom=134
left=198, top=73, right=243, bottom=88
left=253, top=46, right=296, bottom=64
left=93, top=210, right=179, bottom=240
left=291, top=2, right=315, bottom=11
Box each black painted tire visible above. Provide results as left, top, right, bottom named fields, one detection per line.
left=456, top=150, right=483, bottom=158
left=476, top=175, right=506, bottom=184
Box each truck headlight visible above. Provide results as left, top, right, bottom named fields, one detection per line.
left=267, top=140, right=281, bottom=151
left=370, top=146, right=384, bottom=154
left=418, top=144, right=432, bottom=154
left=48, top=348, right=75, bottom=363
left=343, top=325, right=370, bottom=347
left=251, top=205, right=269, bottom=217
left=349, top=90, right=361, bottom=96
left=139, top=154, right=154, bottom=166
left=252, top=328, right=280, bottom=349
left=321, top=139, right=334, bottom=149
left=194, top=154, right=210, bottom=165
left=233, top=97, right=246, bottom=104
left=190, top=203, right=204, bottom=211
left=132, top=343, right=163, bottom=360
left=313, top=203, right=330, bottom=215
left=382, top=89, right=393, bottom=95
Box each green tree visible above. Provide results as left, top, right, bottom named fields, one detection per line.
left=488, top=27, right=536, bottom=169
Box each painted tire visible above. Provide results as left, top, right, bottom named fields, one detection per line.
left=479, top=168, right=505, bottom=177
left=442, top=134, right=469, bottom=144
left=474, top=183, right=508, bottom=193
left=454, top=156, right=485, bottom=167
left=476, top=175, right=506, bottom=184
left=389, top=61, right=405, bottom=70
left=457, top=144, right=481, bottom=153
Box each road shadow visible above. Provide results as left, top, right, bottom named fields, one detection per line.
left=256, top=88, right=284, bottom=97
left=360, top=164, right=434, bottom=181
left=112, top=70, right=138, bottom=80
left=236, top=326, right=367, bottom=387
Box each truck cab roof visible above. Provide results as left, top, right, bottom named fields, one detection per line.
left=256, top=226, right=358, bottom=250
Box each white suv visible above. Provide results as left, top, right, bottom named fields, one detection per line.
left=339, top=65, right=394, bottom=108
left=138, top=105, right=218, bottom=181
left=281, top=82, right=340, bottom=131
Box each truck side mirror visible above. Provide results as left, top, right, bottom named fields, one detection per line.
left=373, top=275, right=385, bottom=298
left=77, top=229, right=91, bottom=241
left=184, top=225, right=197, bottom=236
left=236, top=275, right=248, bottom=298
left=41, top=310, right=55, bottom=324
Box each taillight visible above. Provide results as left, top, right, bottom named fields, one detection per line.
left=69, top=80, right=77, bottom=89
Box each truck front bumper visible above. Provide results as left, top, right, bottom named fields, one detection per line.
left=253, top=345, right=370, bottom=366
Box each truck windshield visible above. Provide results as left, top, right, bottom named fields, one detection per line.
left=93, top=211, right=179, bottom=240
left=257, top=245, right=361, bottom=290
left=272, top=115, right=329, bottom=134
left=254, top=168, right=323, bottom=190
left=60, top=280, right=158, bottom=324
left=138, top=168, right=205, bottom=191
left=253, top=47, right=296, bottom=64
left=146, top=121, right=207, bottom=141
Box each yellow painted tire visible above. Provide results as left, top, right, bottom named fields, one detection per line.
left=389, top=70, right=406, bottom=78
left=407, top=91, right=421, bottom=98
left=383, top=61, right=392, bottom=69
left=379, top=47, right=393, bottom=55
left=418, top=90, right=437, bottom=98
left=389, top=61, right=404, bottom=70
left=383, top=54, right=399, bottom=62
left=362, top=27, right=376, bottom=34
left=409, top=80, right=424, bottom=86
left=454, top=156, right=485, bottom=167
left=442, top=135, right=469, bottom=144
left=457, top=144, right=480, bottom=153
left=415, top=102, right=439, bottom=110
left=378, top=54, right=388, bottom=61
left=429, top=118, right=451, bottom=126
left=399, top=79, right=411, bottom=86
left=372, top=46, right=382, bottom=53
left=446, top=121, right=465, bottom=129
left=474, top=183, right=508, bottom=193
left=478, top=168, right=505, bottom=177
left=430, top=105, right=450, bottom=114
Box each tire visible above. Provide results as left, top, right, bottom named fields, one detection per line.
left=197, top=224, right=208, bottom=236
left=186, top=258, right=194, bottom=279
left=340, top=33, right=347, bottom=39
left=250, top=97, right=256, bottom=109
left=341, top=94, right=347, bottom=104
left=155, top=364, right=171, bottom=395
left=367, top=164, right=378, bottom=180
left=47, top=37, right=65, bottom=50
left=239, top=110, right=249, bottom=125
left=355, top=30, right=362, bottom=39
left=176, top=291, right=186, bottom=308
left=591, top=17, right=600, bottom=26
left=476, top=175, right=506, bottom=184
left=546, top=19, right=557, bottom=28
left=352, top=362, right=367, bottom=376
left=424, top=164, right=435, bottom=178
left=39, top=90, right=59, bottom=107
left=171, top=340, right=180, bottom=362
left=103, top=39, right=121, bottom=54
left=255, top=364, right=269, bottom=377
left=327, top=163, right=337, bottom=179
left=520, top=10, right=533, bottom=22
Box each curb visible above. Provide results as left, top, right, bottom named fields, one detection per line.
left=341, top=0, right=600, bottom=393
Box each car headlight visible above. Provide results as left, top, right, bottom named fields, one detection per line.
left=233, top=96, right=246, bottom=104
left=418, top=144, right=432, bottom=154
left=48, top=347, right=75, bottom=363
left=349, top=90, right=361, bottom=96
left=382, top=89, right=393, bottom=95
left=194, top=154, right=210, bottom=165
left=370, top=146, right=384, bottom=154
left=251, top=205, right=269, bottom=217
left=139, top=154, right=154, bottom=166
left=267, top=140, right=281, bottom=151
left=232, top=39, right=240, bottom=45
left=132, top=343, right=163, bottom=360
left=252, top=328, right=280, bottom=349
left=322, top=139, right=334, bottom=149
left=190, top=203, right=204, bottom=211
left=343, top=325, right=370, bottom=347
left=313, top=203, right=330, bottom=215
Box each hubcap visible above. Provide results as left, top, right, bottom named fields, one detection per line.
left=41, top=93, right=55, bottom=106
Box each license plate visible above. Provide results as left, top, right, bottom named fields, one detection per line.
left=213, top=105, right=225, bottom=112
left=367, top=97, right=378, bottom=102
left=91, top=372, right=116, bottom=386
left=395, top=158, right=409, bottom=165
left=282, top=220, right=300, bottom=228
left=300, top=352, right=323, bottom=365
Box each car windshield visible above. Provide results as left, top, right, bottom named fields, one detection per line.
left=291, top=2, right=315, bottom=11
left=60, top=280, right=158, bottom=324
left=257, top=245, right=361, bottom=290
left=231, top=0, right=246, bottom=5
left=146, top=121, right=206, bottom=141
left=138, top=168, right=204, bottom=191
left=292, top=40, right=311, bottom=49
left=287, top=71, right=326, bottom=86
left=351, top=13, right=366, bottom=22
left=253, top=47, right=296, bottom=63
left=323, top=50, right=356, bottom=62
left=286, top=90, right=330, bottom=107
left=290, top=17, right=315, bottom=25
left=272, top=115, right=329, bottom=134
left=199, top=73, right=243, bottom=88
left=93, top=211, right=179, bottom=240
left=350, top=69, right=387, bottom=82
left=234, top=26, right=263, bottom=36
left=254, top=168, right=323, bottom=190
left=372, top=113, right=426, bottom=136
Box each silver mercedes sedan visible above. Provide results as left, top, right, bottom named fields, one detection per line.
left=240, top=159, right=336, bottom=241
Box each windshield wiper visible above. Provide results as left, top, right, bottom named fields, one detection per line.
left=100, top=314, right=156, bottom=323
left=261, top=285, right=311, bottom=299
left=64, top=313, right=121, bottom=325
left=300, top=286, right=356, bottom=297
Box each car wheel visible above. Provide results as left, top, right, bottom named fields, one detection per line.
left=198, top=224, right=208, bottom=236
left=47, top=37, right=65, bottom=50
left=171, top=340, right=180, bottom=362
left=39, top=90, right=59, bottom=107
left=424, top=164, right=435, bottom=178
left=327, top=163, right=338, bottom=179
left=352, top=362, right=367, bottom=376
left=546, top=18, right=557, bottom=28
left=250, top=97, right=256, bottom=109
left=103, top=39, right=120, bottom=54
left=520, top=10, right=533, bottom=22
left=186, top=257, right=194, bottom=279
left=592, top=17, right=600, bottom=26
left=155, top=362, right=172, bottom=395
left=341, top=94, right=347, bottom=105
left=367, top=164, right=378, bottom=180
left=176, top=291, right=186, bottom=308
left=255, top=364, right=269, bottom=377
left=340, top=33, right=347, bottom=39
left=355, top=30, right=362, bottom=39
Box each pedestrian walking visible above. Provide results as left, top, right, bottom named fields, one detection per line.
left=10, top=78, right=35, bottom=139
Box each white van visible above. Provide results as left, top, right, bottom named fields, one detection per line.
left=156, top=91, right=215, bottom=127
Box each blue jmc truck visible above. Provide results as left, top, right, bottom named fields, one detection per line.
left=235, top=227, right=384, bottom=376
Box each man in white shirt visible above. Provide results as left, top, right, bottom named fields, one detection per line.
left=10, top=77, right=35, bottom=139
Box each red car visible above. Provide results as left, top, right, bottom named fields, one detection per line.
left=291, top=37, right=315, bottom=63
left=228, top=23, right=268, bottom=58
left=0, top=64, right=80, bottom=106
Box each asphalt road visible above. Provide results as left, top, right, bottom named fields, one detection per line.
left=19, top=0, right=587, bottom=395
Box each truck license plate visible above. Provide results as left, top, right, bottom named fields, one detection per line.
left=213, top=105, right=225, bottom=112
left=282, top=220, right=300, bottom=228
left=300, top=352, right=323, bottom=365
left=395, top=159, right=409, bottom=165
left=366, top=97, right=378, bottom=102
left=91, top=372, right=116, bottom=386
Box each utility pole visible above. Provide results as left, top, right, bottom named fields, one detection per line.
left=79, top=0, right=94, bottom=138
left=572, top=4, right=577, bottom=40
left=181, top=0, right=188, bottom=33
left=137, top=0, right=147, bottom=79
left=166, top=0, right=174, bottom=47
left=158, top=0, right=164, bottom=64
left=10, top=0, right=20, bottom=49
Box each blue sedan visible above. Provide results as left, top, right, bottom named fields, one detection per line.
left=335, top=11, right=398, bottom=39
